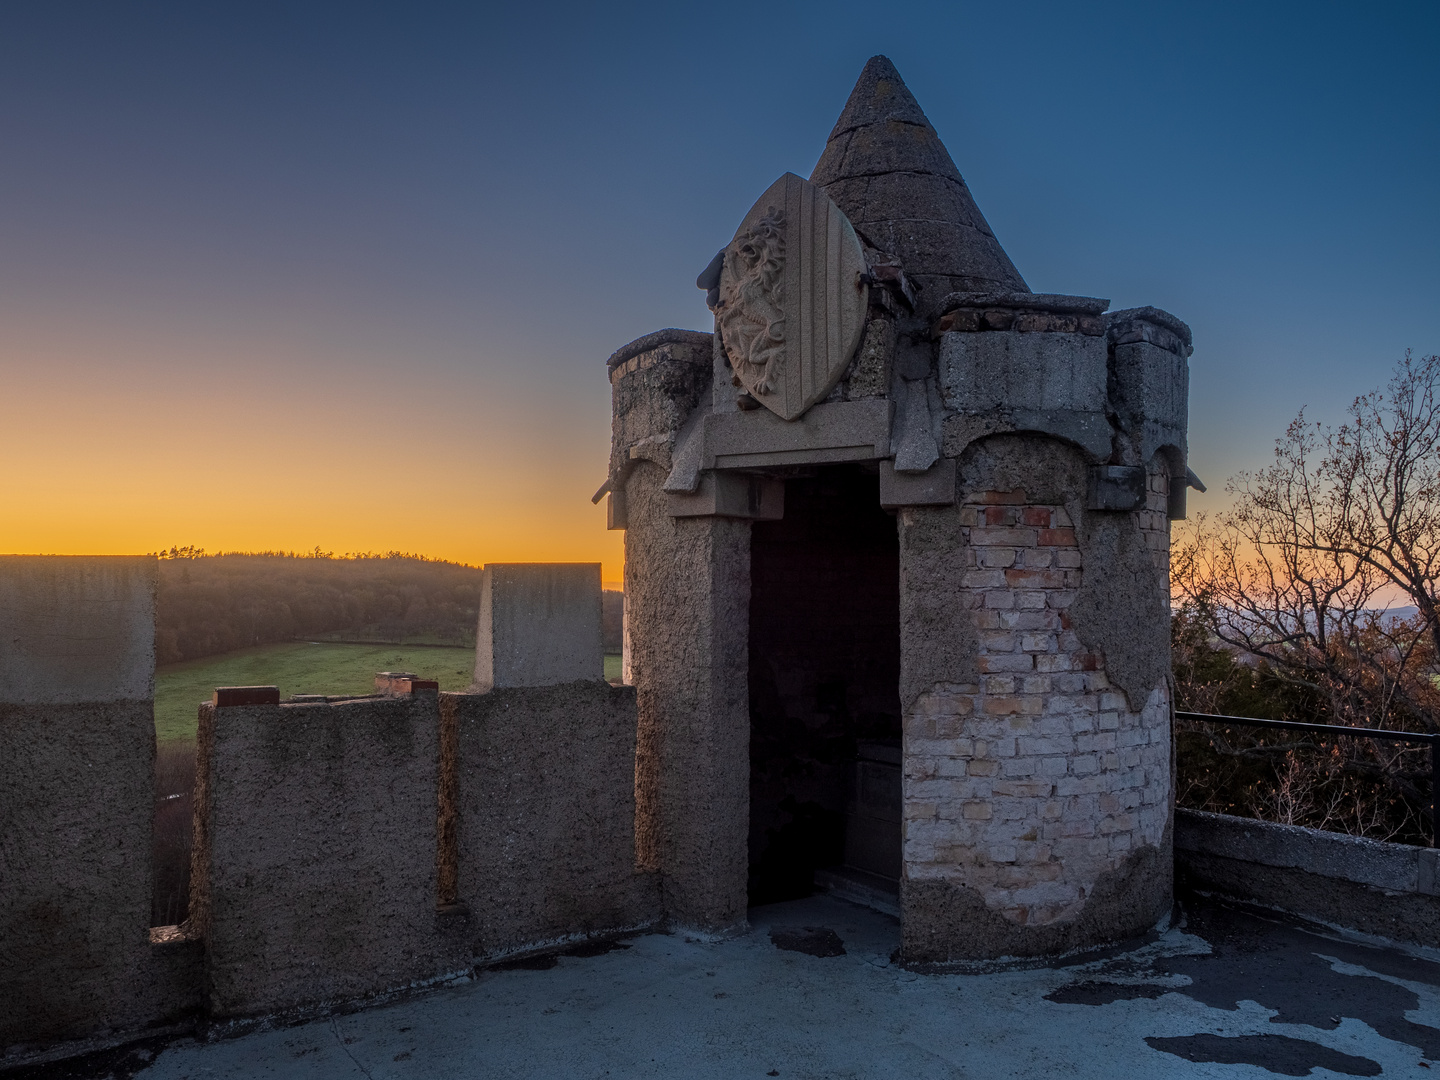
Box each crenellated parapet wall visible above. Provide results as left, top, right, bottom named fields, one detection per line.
left=191, top=689, right=456, bottom=1022
left=0, top=556, right=202, bottom=1057
left=0, top=557, right=657, bottom=1063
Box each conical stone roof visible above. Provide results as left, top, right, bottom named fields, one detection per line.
left=811, top=56, right=1028, bottom=312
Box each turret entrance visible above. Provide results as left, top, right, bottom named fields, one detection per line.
left=746, top=464, right=902, bottom=905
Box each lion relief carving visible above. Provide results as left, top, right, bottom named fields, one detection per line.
left=716, top=206, right=786, bottom=396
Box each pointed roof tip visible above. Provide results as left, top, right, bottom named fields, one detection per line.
left=811, top=56, right=1030, bottom=301
left=828, top=55, right=931, bottom=138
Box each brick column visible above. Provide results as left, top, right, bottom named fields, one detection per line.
left=898, top=442, right=1172, bottom=963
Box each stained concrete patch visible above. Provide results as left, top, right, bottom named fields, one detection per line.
left=768, top=926, right=846, bottom=957
left=1048, top=901, right=1440, bottom=1061
left=103, top=895, right=1440, bottom=1079
left=1145, top=1033, right=1381, bottom=1076
left=1045, top=980, right=1170, bottom=1005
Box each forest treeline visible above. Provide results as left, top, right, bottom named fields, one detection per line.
left=154, top=549, right=622, bottom=665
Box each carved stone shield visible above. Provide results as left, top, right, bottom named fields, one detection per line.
left=716, top=173, right=869, bottom=421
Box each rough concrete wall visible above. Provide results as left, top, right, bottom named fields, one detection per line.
left=193, top=693, right=451, bottom=1019
left=1069, top=463, right=1172, bottom=712
left=1176, top=810, right=1440, bottom=947
left=897, top=437, right=1172, bottom=962
left=442, top=683, right=658, bottom=959
left=624, top=462, right=751, bottom=931
left=0, top=556, right=200, bottom=1053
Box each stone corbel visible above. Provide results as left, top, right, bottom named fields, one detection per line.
left=667, top=471, right=784, bottom=520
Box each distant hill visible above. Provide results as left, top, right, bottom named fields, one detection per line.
left=154, top=549, right=624, bottom=664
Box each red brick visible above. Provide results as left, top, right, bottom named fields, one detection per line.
left=1021, top=507, right=1052, bottom=527
left=984, top=506, right=1015, bottom=526
left=1038, top=528, right=1078, bottom=546
left=974, top=490, right=1027, bottom=504
left=213, top=685, right=280, bottom=708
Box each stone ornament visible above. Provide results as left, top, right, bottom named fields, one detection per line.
left=716, top=172, right=869, bottom=421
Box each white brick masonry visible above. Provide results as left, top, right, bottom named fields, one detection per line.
left=903, top=471, right=1171, bottom=926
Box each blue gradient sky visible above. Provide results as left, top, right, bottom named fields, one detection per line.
left=2, top=2, right=1436, bottom=580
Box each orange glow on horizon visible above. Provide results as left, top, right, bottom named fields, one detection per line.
left=1, top=319, right=627, bottom=582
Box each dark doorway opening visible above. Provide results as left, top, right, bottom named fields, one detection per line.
left=747, top=464, right=902, bottom=905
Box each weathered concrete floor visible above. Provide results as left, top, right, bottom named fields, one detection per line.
left=70, top=895, right=1440, bottom=1078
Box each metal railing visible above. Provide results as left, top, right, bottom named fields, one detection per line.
left=1175, top=711, right=1439, bottom=848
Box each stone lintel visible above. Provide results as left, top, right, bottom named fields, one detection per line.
left=667, top=472, right=784, bottom=520
left=664, top=398, right=892, bottom=492
left=879, top=458, right=956, bottom=508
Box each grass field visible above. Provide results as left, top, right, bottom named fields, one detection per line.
left=155, top=643, right=626, bottom=743
left=154, top=642, right=477, bottom=743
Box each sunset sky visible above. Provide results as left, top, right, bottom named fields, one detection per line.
left=2, top=2, right=1436, bottom=584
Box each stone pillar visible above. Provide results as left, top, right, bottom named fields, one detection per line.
left=0, top=556, right=169, bottom=1048
left=624, top=463, right=751, bottom=931
left=605, top=328, right=751, bottom=931
left=897, top=437, right=1172, bottom=963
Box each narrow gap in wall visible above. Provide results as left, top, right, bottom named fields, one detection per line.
left=153, top=734, right=195, bottom=927
left=747, top=463, right=902, bottom=906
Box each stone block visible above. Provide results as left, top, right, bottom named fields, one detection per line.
left=937, top=330, right=1111, bottom=459
left=666, top=398, right=892, bottom=491
left=213, top=685, right=279, bottom=707
left=1110, top=340, right=1188, bottom=459
left=667, top=471, right=784, bottom=520
left=880, top=458, right=957, bottom=507
left=0, top=555, right=155, bottom=704
left=1087, top=466, right=1146, bottom=511
left=606, top=490, right=628, bottom=531
left=374, top=672, right=439, bottom=695
left=474, top=564, right=603, bottom=691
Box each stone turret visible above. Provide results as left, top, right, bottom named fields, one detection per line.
left=602, top=57, right=1193, bottom=963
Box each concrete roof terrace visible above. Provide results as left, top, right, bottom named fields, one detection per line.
left=26, top=893, right=1440, bottom=1079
